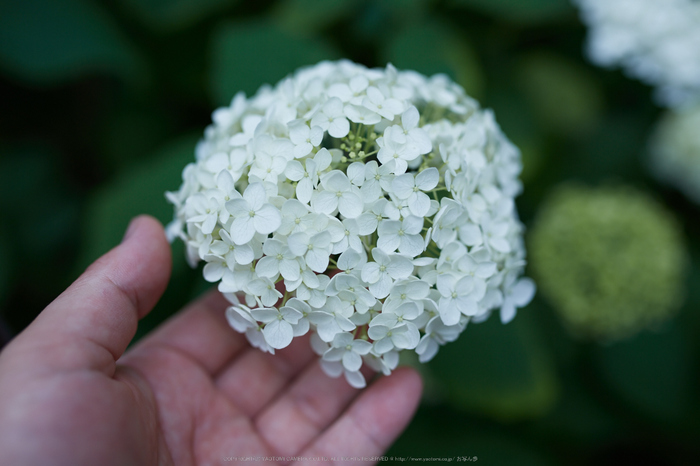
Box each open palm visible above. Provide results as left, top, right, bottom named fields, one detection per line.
left=0, top=216, right=422, bottom=466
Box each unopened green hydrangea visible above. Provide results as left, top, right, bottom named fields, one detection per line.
left=529, top=185, right=686, bottom=340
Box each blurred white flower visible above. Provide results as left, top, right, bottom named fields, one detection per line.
left=574, top=0, right=700, bottom=106
left=648, top=103, right=700, bottom=203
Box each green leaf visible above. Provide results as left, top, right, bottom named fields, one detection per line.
left=569, top=113, right=650, bottom=181
left=77, top=134, right=199, bottom=272
left=536, top=366, right=621, bottom=444
left=272, top=0, right=362, bottom=35
left=380, top=0, right=428, bottom=20
left=518, top=53, right=604, bottom=137
left=594, top=323, right=695, bottom=422
left=428, top=310, right=559, bottom=421
left=0, top=0, right=144, bottom=84
left=450, top=0, right=574, bottom=23
left=382, top=19, right=484, bottom=99
left=209, top=20, right=340, bottom=106
left=0, top=145, right=80, bottom=259
left=101, top=108, right=172, bottom=172
left=487, top=87, right=545, bottom=184
left=119, top=0, right=235, bottom=32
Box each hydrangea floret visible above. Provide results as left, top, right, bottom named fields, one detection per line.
left=574, top=0, right=700, bottom=107
left=529, top=184, right=686, bottom=341
left=166, top=60, right=534, bottom=388
left=648, top=104, right=700, bottom=204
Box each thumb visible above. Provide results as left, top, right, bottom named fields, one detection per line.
left=3, top=215, right=172, bottom=376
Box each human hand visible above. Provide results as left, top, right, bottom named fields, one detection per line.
left=0, top=216, right=422, bottom=466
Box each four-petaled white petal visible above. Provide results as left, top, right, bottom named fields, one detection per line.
left=437, top=273, right=478, bottom=325
left=311, top=97, right=350, bottom=138
left=362, top=86, right=404, bottom=120
left=392, top=167, right=439, bottom=217
left=322, top=332, right=372, bottom=372
left=312, top=170, right=363, bottom=219
left=361, top=248, right=414, bottom=299
left=226, top=183, right=281, bottom=245
left=252, top=305, right=303, bottom=349
left=377, top=215, right=425, bottom=257
left=288, top=230, right=332, bottom=273
left=289, top=120, right=323, bottom=159
left=500, top=277, right=535, bottom=324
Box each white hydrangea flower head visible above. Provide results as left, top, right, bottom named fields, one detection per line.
left=648, top=103, right=700, bottom=203
left=167, top=60, right=534, bottom=388
left=574, top=0, right=700, bottom=107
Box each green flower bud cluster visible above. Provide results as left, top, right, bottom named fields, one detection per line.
left=529, top=185, right=687, bottom=340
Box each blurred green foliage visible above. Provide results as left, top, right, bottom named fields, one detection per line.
left=210, top=19, right=340, bottom=104
left=451, top=0, right=573, bottom=24
left=77, top=133, right=200, bottom=272
left=1, top=0, right=699, bottom=464
left=426, top=311, right=558, bottom=422
left=0, top=0, right=144, bottom=84
left=382, top=19, right=484, bottom=98
left=120, top=0, right=236, bottom=32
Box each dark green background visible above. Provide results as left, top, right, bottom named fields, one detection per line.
left=1, top=0, right=699, bottom=464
